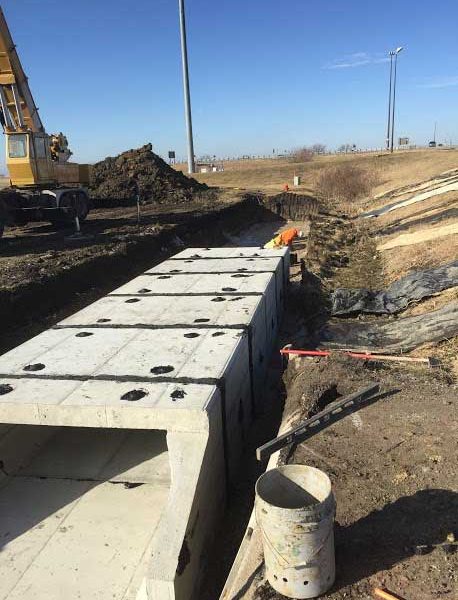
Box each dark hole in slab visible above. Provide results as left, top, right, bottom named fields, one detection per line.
left=125, top=298, right=140, bottom=304
left=97, top=318, right=111, bottom=323
left=138, top=288, right=151, bottom=293
left=231, top=273, right=251, bottom=278
left=246, top=259, right=255, bottom=262
left=0, top=384, right=13, bottom=396
left=253, top=253, right=259, bottom=256
left=211, top=297, right=226, bottom=302
left=230, top=296, right=244, bottom=302
left=222, top=287, right=237, bottom=292
left=237, top=268, right=248, bottom=272
left=23, top=363, right=45, bottom=372
left=304, top=581, right=309, bottom=585
left=158, top=275, right=171, bottom=279
left=184, top=260, right=194, bottom=263
left=75, top=332, right=94, bottom=338
left=194, top=318, right=210, bottom=323
left=212, top=331, right=225, bottom=337
left=170, top=269, right=182, bottom=273
left=283, top=578, right=288, bottom=583
left=273, top=575, right=278, bottom=581
left=184, top=332, right=200, bottom=338
left=124, top=482, right=144, bottom=489
left=121, top=389, right=148, bottom=402
left=191, top=254, right=201, bottom=259
left=151, top=365, right=174, bottom=375
left=171, top=388, right=186, bottom=400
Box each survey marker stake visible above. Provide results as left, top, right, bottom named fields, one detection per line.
left=256, top=383, right=380, bottom=461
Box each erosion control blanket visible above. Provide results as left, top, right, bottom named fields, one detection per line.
left=320, top=301, right=458, bottom=353
left=331, top=260, right=458, bottom=316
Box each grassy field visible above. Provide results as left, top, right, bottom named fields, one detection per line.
left=176, top=148, right=458, bottom=196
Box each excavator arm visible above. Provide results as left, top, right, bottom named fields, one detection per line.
left=0, top=6, right=44, bottom=133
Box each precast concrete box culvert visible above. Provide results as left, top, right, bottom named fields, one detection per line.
left=255, top=465, right=336, bottom=599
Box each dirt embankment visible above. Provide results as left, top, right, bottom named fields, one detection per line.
left=0, top=196, right=278, bottom=355
left=89, top=143, right=208, bottom=204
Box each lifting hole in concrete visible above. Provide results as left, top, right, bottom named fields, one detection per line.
left=171, top=269, right=182, bottom=273
left=0, top=384, right=13, bottom=395
left=138, top=288, right=151, bottom=293
left=231, top=273, right=251, bottom=278
left=97, top=318, right=111, bottom=323
left=75, top=332, right=94, bottom=338
left=191, top=254, right=201, bottom=259
left=304, top=581, right=309, bottom=585
left=230, top=297, right=243, bottom=302
left=222, top=287, right=237, bottom=292
left=212, top=331, right=225, bottom=337
left=121, top=389, right=148, bottom=402
left=151, top=365, right=175, bottom=375
left=282, top=578, right=288, bottom=583
left=237, top=268, right=248, bottom=272
left=158, top=275, right=171, bottom=279
left=23, top=363, right=45, bottom=372
left=194, top=318, right=210, bottom=323
left=184, top=333, right=200, bottom=338
left=125, top=298, right=140, bottom=304
left=273, top=575, right=278, bottom=581
left=211, top=297, right=226, bottom=303
left=171, top=388, right=186, bottom=401
left=184, top=260, right=194, bottom=263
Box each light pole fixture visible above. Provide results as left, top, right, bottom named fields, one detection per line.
left=178, top=0, right=196, bottom=174
left=386, top=51, right=395, bottom=151
left=390, top=46, right=403, bottom=153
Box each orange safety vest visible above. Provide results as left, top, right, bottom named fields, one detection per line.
left=272, top=227, right=298, bottom=247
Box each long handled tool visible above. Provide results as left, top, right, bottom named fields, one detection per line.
left=373, top=587, right=406, bottom=600
left=256, top=383, right=380, bottom=461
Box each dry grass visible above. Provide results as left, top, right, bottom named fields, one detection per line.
left=316, top=163, right=380, bottom=208
left=381, top=236, right=458, bottom=283
left=175, top=149, right=458, bottom=197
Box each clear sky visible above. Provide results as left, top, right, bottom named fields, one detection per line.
left=1, top=0, right=457, bottom=167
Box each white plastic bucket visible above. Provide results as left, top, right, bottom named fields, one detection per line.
left=255, top=465, right=335, bottom=599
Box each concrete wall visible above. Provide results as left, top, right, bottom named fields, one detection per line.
left=0, top=247, right=288, bottom=600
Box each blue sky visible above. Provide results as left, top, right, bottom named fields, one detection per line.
left=1, top=0, right=457, bottom=167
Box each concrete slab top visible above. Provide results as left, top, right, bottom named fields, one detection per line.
left=171, top=247, right=289, bottom=260
left=0, top=327, right=248, bottom=382
left=109, top=271, right=276, bottom=297
left=145, top=257, right=283, bottom=275
left=0, top=377, right=221, bottom=429
left=58, top=293, right=265, bottom=329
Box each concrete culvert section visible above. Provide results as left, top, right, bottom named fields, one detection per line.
left=0, top=248, right=287, bottom=600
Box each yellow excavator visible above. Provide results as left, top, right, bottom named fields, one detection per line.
left=0, top=6, right=90, bottom=237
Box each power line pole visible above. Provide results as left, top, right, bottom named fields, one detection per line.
left=390, top=47, right=403, bottom=153
left=386, top=51, right=394, bottom=151
left=178, top=0, right=195, bottom=174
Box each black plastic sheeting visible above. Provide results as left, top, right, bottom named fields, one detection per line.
left=331, top=260, right=458, bottom=316
left=320, top=301, right=458, bottom=353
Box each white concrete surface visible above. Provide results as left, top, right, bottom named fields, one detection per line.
left=0, top=247, right=287, bottom=600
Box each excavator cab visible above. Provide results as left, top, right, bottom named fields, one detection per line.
left=6, top=131, right=56, bottom=187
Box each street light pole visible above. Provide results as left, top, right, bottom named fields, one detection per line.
left=386, top=51, right=394, bottom=151
left=390, top=46, right=403, bottom=153
left=178, top=0, right=196, bottom=174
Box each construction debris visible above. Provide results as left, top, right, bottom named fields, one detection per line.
left=373, top=588, right=406, bottom=600
left=89, top=143, right=207, bottom=204
left=331, top=260, right=458, bottom=316
left=320, top=301, right=458, bottom=352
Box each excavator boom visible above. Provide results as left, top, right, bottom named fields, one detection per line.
left=0, top=6, right=44, bottom=133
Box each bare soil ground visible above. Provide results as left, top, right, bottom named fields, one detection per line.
left=220, top=159, right=458, bottom=600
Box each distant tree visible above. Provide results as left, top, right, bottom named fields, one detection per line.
left=290, top=146, right=314, bottom=162
left=311, top=143, right=326, bottom=154
left=337, top=143, right=354, bottom=153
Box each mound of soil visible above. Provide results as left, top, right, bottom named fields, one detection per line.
left=89, top=143, right=207, bottom=204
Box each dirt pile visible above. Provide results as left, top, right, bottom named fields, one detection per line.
left=89, top=143, right=207, bottom=204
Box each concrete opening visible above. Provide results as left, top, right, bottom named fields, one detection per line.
left=0, top=424, right=170, bottom=600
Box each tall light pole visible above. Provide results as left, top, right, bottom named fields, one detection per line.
left=386, top=51, right=395, bottom=151
left=178, top=0, right=195, bottom=174
left=390, top=46, right=403, bottom=153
